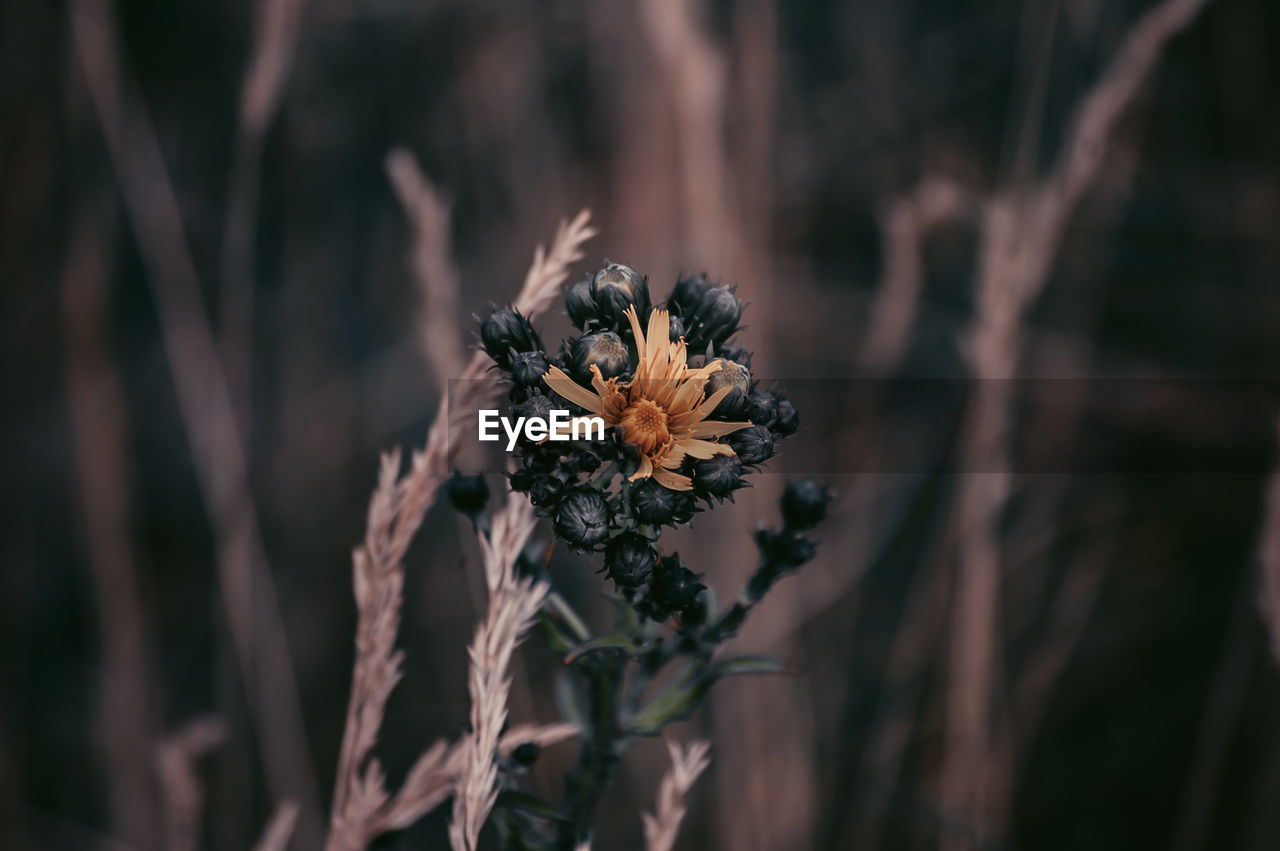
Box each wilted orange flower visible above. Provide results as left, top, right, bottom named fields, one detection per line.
left=543, top=306, right=750, bottom=490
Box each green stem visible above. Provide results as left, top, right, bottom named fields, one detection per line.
left=557, top=652, right=625, bottom=849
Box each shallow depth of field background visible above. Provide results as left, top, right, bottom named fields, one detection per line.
left=4, top=0, right=1280, bottom=849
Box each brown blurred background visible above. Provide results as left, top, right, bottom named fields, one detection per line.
left=4, top=0, right=1280, bottom=849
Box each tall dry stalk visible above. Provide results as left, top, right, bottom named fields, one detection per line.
left=386, top=149, right=467, bottom=385
left=940, top=0, right=1214, bottom=846
left=449, top=491, right=549, bottom=851
left=221, top=0, right=309, bottom=436
left=326, top=211, right=594, bottom=851
left=1260, top=419, right=1280, bottom=664
left=62, top=196, right=157, bottom=851
left=68, top=1, right=325, bottom=841
left=156, top=716, right=230, bottom=851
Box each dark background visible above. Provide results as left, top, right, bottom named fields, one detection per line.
left=3, top=0, right=1280, bottom=849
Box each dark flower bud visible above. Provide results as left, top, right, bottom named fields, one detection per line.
left=591, top=262, right=651, bottom=327
left=747, top=387, right=778, bottom=428
left=565, top=277, right=597, bottom=329
left=480, top=308, right=542, bottom=370
left=516, top=392, right=556, bottom=423
left=717, top=344, right=753, bottom=369
left=509, top=467, right=538, bottom=493
left=572, top=332, right=630, bottom=382
left=669, top=274, right=712, bottom=316
left=554, top=487, right=612, bottom=548
left=692, top=454, right=744, bottom=499
left=631, top=478, right=695, bottom=526
left=650, top=554, right=705, bottom=613
left=755, top=528, right=817, bottom=568
left=781, top=479, right=831, bottom=530
left=690, top=286, right=745, bottom=348
left=512, top=741, right=541, bottom=766
left=529, top=473, right=565, bottom=508
left=706, top=358, right=750, bottom=416
left=515, top=541, right=550, bottom=579
left=576, top=451, right=601, bottom=474
left=668, top=314, right=686, bottom=342
left=604, top=532, right=656, bottom=587
left=773, top=396, right=799, bottom=436
left=729, top=425, right=775, bottom=467
left=446, top=472, right=489, bottom=517
left=510, top=350, right=550, bottom=388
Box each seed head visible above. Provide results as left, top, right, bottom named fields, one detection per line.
left=773, top=395, right=799, bottom=436
left=729, top=424, right=775, bottom=467
left=516, top=392, right=556, bottom=423
left=692, top=454, right=744, bottom=499
left=510, top=350, right=550, bottom=388
left=781, top=479, right=832, bottom=530
left=605, top=532, right=656, bottom=587
left=631, top=478, right=695, bottom=526
left=480, top=308, right=543, bottom=370
left=446, top=472, right=489, bottom=517
left=650, top=553, right=705, bottom=614
left=590, top=262, right=651, bottom=328
left=565, top=277, right=596, bottom=329
left=572, top=331, right=630, bottom=382
left=553, top=487, right=612, bottom=548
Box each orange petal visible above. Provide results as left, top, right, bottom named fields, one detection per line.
left=543, top=366, right=604, bottom=414
left=687, top=419, right=753, bottom=438
left=627, top=453, right=655, bottom=482
left=652, top=466, right=693, bottom=491
left=679, top=438, right=735, bottom=459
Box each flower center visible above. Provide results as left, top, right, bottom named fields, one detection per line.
left=620, top=398, right=671, bottom=455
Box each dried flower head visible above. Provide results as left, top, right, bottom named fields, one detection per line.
left=543, top=306, right=750, bottom=491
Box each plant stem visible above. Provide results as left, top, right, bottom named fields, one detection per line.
left=557, top=652, right=625, bottom=849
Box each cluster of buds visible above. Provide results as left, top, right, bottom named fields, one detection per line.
left=470, top=261, right=801, bottom=622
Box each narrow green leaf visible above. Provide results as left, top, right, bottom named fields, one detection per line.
left=625, top=664, right=711, bottom=736
left=545, top=592, right=590, bottom=643
left=555, top=672, right=588, bottom=731
left=712, top=655, right=793, bottom=677
left=537, top=611, right=578, bottom=655
left=495, top=789, right=570, bottom=823
left=564, top=631, right=642, bottom=663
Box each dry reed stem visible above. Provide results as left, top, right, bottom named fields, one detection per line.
left=67, top=2, right=325, bottom=843
left=221, top=0, right=309, bottom=435
left=62, top=198, right=157, bottom=851
left=156, top=716, right=230, bottom=851
left=642, top=739, right=712, bottom=851
left=386, top=149, right=467, bottom=385
left=941, top=0, right=1213, bottom=845
left=859, top=178, right=970, bottom=371
left=1260, top=419, right=1280, bottom=664
left=253, top=801, right=301, bottom=851
left=327, top=212, right=593, bottom=851
left=449, top=490, right=549, bottom=851
left=638, top=0, right=742, bottom=275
